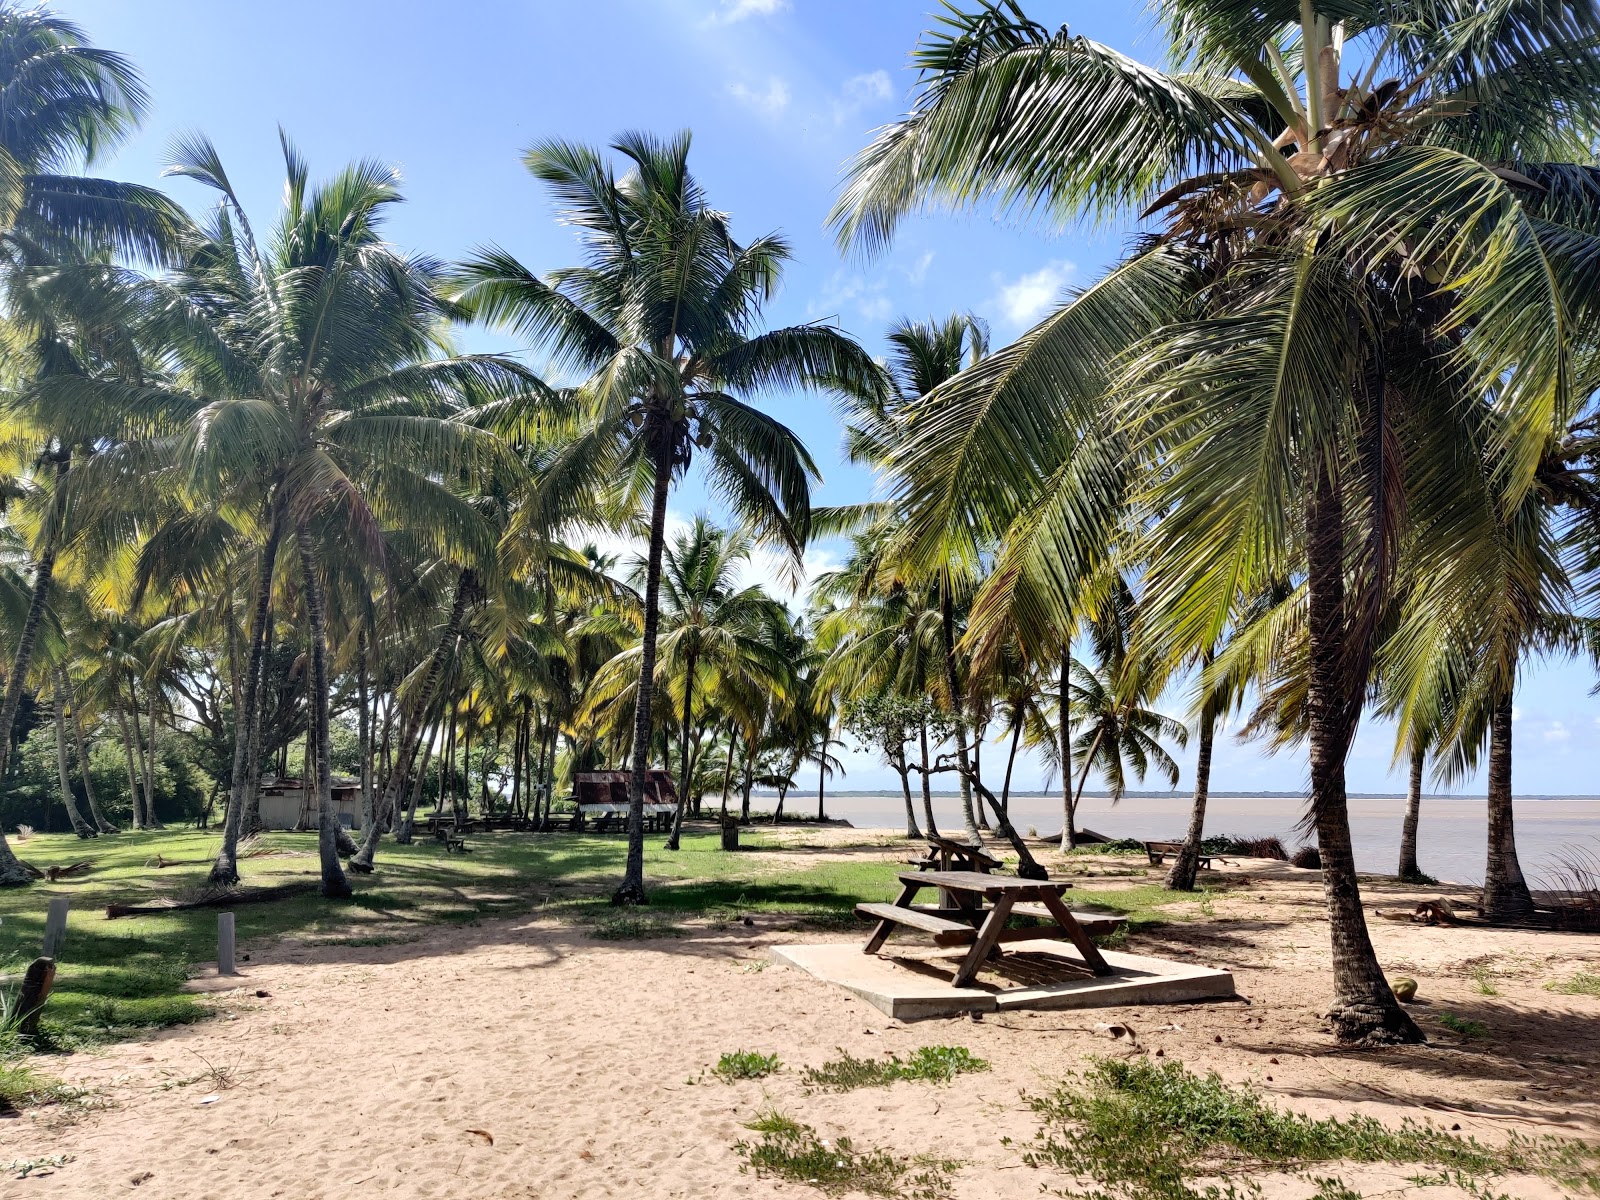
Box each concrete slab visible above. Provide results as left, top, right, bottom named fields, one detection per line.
left=771, top=939, right=1234, bottom=1020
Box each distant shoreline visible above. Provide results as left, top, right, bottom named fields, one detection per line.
left=760, top=790, right=1600, bottom=801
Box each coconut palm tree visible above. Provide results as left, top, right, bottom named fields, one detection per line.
left=833, top=0, right=1600, bottom=1044
left=456, top=131, right=884, bottom=904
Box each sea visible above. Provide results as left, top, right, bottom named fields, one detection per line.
left=804, top=791, right=1600, bottom=888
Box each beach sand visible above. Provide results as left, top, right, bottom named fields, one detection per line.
left=4, top=830, right=1598, bottom=1199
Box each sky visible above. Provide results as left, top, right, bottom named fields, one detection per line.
left=53, top=0, right=1600, bottom=798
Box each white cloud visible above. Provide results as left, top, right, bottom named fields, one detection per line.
left=708, top=0, right=788, bottom=25
left=993, top=260, right=1076, bottom=329
left=728, top=76, right=791, bottom=116
left=1544, top=721, right=1571, bottom=744
left=832, top=68, right=895, bottom=124
left=905, top=250, right=935, bottom=285
left=809, top=269, right=893, bottom=329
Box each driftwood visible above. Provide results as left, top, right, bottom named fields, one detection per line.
left=1376, top=898, right=1461, bottom=925
left=106, top=881, right=318, bottom=919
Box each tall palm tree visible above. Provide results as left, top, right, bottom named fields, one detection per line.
left=833, top=0, right=1600, bottom=1044
left=55, top=134, right=526, bottom=894
left=456, top=131, right=884, bottom=904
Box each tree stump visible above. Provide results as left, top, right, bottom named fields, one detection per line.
left=17, top=957, right=56, bottom=1039
left=720, top=818, right=739, bottom=852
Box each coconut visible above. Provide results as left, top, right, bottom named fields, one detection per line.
left=1392, top=976, right=1418, bottom=1002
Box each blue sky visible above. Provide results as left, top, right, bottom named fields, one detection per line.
left=56, top=0, right=1600, bottom=797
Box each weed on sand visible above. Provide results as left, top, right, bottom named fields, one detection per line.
left=1020, top=1057, right=1599, bottom=1200
left=802, top=1045, right=988, bottom=1091
left=736, top=1109, right=960, bottom=1199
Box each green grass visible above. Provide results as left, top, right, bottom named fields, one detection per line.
left=735, top=1109, right=960, bottom=1199
left=1546, top=970, right=1600, bottom=997
left=1437, top=1011, right=1489, bottom=1039
left=714, top=1049, right=781, bottom=1081
left=1470, top=965, right=1499, bottom=996
left=0, top=826, right=907, bottom=1052
left=801, top=1045, right=989, bottom=1092
left=1021, top=1058, right=1598, bottom=1200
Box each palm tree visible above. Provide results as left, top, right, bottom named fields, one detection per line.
left=456, top=131, right=883, bottom=904
left=833, top=0, right=1600, bottom=1044
left=55, top=134, right=526, bottom=894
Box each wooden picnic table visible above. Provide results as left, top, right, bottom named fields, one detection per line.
left=909, top=836, right=1003, bottom=874
left=856, top=870, right=1114, bottom=988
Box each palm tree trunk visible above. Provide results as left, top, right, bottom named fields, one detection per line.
left=666, top=650, right=696, bottom=851
left=718, top=727, right=739, bottom=825
left=399, top=706, right=441, bottom=843
left=115, top=689, right=142, bottom=832
left=615, top=436, right=674, bottom=905
left=739, top=747, right=754, bottom=824
left=939, top=591, right=981, bottom=844
left=357, top=627, right=373, bottom=833
left=1058, top=648, right=1076, bottom=851
left=1398, top=740, right=1424, bottom=881
left=1483, top=691, right=1535, bottom=920
left=773, top=783, right=788, bottom=823
left=58, top=665, right=115, bottom=833
left=1166, top=688, right=1216, bottom=891
left=241, top=616, right=276, bottom=837
left=143, top=679, right=162, bottom=828
left=351, top=571, right=469, bottom=869
left=968, top=772, right=1046, bottom=878
left=918, top=721, right=939, bottom=838
left=52, top=687, right=94, bottom=838
left=296, top=519, right=351, bottom=899
left=1305, top=468, right=1420, bottom=1044
left=1072, top=727, right=1105, bottom=816
left=1000, top=715, right=1022, bottom=815
left=896, top=745, right=921, bottom=839
left=0, top=452, right=70, bottom=885
left=816, top=751, right=827, bottom=821
left=971, top=728, right=989, bottom=830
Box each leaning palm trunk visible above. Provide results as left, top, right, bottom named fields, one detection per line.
left=398, top=708, right=441, bottom=843
left=1482, top=692, right=1535, bottom=921
left=1306, top=471, right=1420, bottom=1044
left=1398, top=741, right=1425, bottom=881
left=53, top=689, right=95, bottom=838
left=939, top=593, right=981, bottom=845
left=1058, top=649, right=1076, bottom=850
left=896, top=747, right=922, bottom=839
left=0, top=453, right=70, bottom=885
left=210, top=506, right=285, bottom=885
left=351, top=572, right=470, bottom=869
left=966, top=771, right=1046, bottom=878
left=615, top=438, right=674, bottom=905
left=58, top=664, right=115, bottom=833
left=1166, top=700, right=1215, bottom=891
left=297, top=520, right=351, bottom=898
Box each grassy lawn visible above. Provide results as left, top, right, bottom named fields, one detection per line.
left=0, top=825, right=1213, bottom=1062
left=0, top=825, right=909, bottom=1050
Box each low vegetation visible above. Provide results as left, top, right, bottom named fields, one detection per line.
left=801, top=1045, right=989, bottom=1092
left=735, top=1110, right=960, bottom=1199
left=1437, top=1012, right=1489, bottom=1039
left=1020, top=1058, right=1599, bottom=1200
left=714, top=1050, right=780, bottom=1081
left=1546, top=970, right=1600, bottom=997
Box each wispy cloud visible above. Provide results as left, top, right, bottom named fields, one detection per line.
left=728, top=76, right=791, bottom=116
left=832, top=68, right=894, bottom=123
left=992, top=260, right=1076, bottom=330
left=707, top=0, right=789, bottom=26
left=905, top=250, right=935, bottom=285
left=809, top=269, right=894, bottom=328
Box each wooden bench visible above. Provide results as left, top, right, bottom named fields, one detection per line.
left=1143, top=840, right=1210, bottom=868
left=433, top=825, right=468, bottom=853
left=907, top=836, right=1003, bottom=874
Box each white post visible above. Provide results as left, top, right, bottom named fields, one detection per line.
left=217, top=912, right=237, bottom=976
left=42, top=897, right=69, bottom=959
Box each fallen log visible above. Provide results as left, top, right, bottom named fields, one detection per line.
left=105, top=881, right=318, bottom=919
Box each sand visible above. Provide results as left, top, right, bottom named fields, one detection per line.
left=4, top=834, right=1598, bottom=1199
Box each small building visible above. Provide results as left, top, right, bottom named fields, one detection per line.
left=257, top=775, right=365, bottom=830
left=572, top=770, right=678, bottom=814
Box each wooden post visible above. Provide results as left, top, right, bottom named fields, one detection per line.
left=17, top=957, right=56, bottom=1039
left=42, top=896, right=69, bottom=959
left=218, top=912, right=237, bottom=975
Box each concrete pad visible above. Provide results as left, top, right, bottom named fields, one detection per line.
left=771, top=939, right=1234, bottom=1020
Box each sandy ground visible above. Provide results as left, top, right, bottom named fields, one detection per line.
left=4, top=835, right=1599, bottom=1199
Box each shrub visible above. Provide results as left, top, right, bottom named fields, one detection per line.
left=1291, top=845, right=1322, bottom=869
left=714, top=1050, right=780, bottom=1081
left=736, top=1110, right=959, bottom=1198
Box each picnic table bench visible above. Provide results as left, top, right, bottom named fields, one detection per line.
left=907, top=836, right=1003, bottom=874
left=856, top=871, right=1116, bottom=988
left=1142, top=840, right=1210, bottom=869
left=432, top=824, right=468, bottom=852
